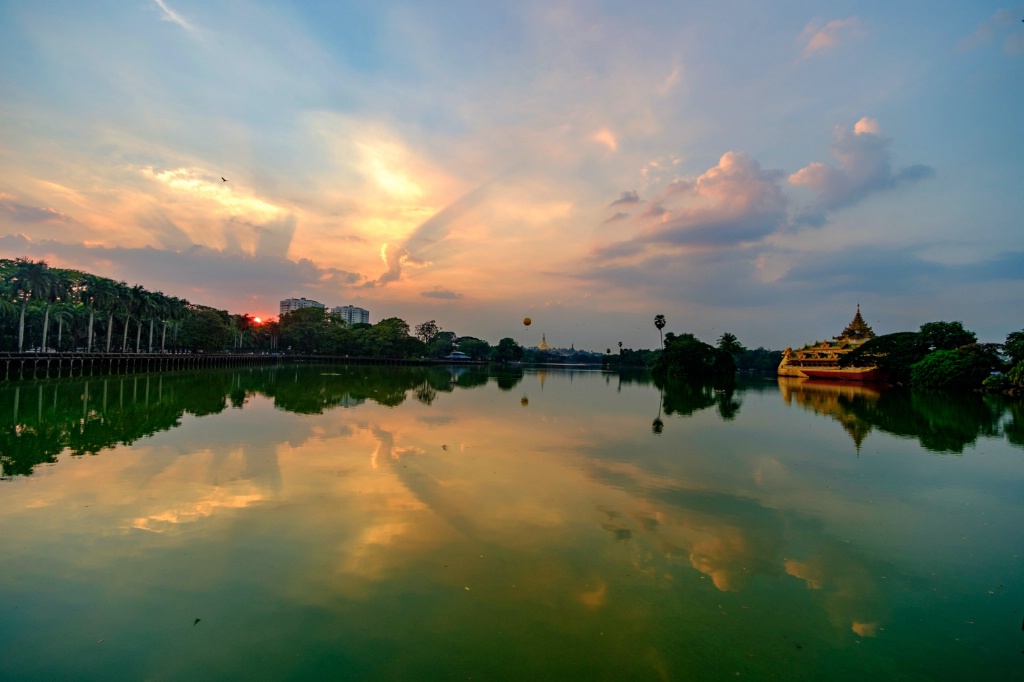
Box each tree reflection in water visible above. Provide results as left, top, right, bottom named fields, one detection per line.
left=652, top=374, right=742, bottom=427
left=1, top=368, right=1020, bottom=478
left=778, top=377, right=1016, bottom=454
left=0, top=365, right=498, bottom=478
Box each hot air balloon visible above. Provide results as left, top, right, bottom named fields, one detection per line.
left=523, top=317, right=532, bottom=326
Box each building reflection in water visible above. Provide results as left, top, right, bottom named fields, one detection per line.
left=778, top=377, right=880, bottom=453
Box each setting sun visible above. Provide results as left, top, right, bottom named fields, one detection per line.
left=254, top=317, right=262, bottom=324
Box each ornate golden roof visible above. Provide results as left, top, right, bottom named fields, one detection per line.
left=836, top=305, right=874, bottom=341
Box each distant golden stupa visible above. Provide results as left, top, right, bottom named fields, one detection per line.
left=538, top=334, right=549, bottom=350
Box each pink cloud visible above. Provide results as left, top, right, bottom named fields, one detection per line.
left=799, top=17, right=863, bottom=58
left=594, top=151, right=787, bottom=258
left=789, top=118, right=933, bottom=212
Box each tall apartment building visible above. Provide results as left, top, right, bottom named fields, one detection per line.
left=279, top=297, right=325, bottom=316
left=332, top=305, right=370, bottom=325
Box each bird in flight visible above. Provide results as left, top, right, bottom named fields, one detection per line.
left=221, top=177, right=227, bottom=182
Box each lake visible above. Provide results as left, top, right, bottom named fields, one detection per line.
left=0, top=365, right=1022, bottom=681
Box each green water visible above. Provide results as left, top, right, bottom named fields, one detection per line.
left=0, top=365, right=1022, bottom=681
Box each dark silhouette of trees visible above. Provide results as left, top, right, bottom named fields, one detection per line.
left=654, top=333, right=735, bottom=382
left=414, top=320, right=440, bottom=344
left=494, top=337, right=524, bottom=363
left=918, top=321, right=977, bottom=351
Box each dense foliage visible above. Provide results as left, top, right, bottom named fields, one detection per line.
left=1, top=258, right=195, bottom=354
left=909, top=345, right=1003, bottom=390
left=840, top=322, right=1021, bottom=391
left=652, top=332, right=736, bottom=382
left=735, top=347, right=783, bottom=373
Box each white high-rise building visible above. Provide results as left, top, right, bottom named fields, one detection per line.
left=332, top=305, right=370, bottom=325
left=280, top=297, right=325, bottom=316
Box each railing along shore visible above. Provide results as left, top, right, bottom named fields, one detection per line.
left=0, top=352, right=473, bottom=381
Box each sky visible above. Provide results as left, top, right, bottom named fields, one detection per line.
left=1, top=1, right=1022, bottom=351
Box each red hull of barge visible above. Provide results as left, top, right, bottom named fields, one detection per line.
left=799, top=367, right=888, bottom=383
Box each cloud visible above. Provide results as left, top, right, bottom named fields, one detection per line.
left=591, top=128, right=618, bottom=151
left=0, top=234, right=363, bottom=311
left=602, top=211, right=631, bottom=224
left=573, top=120, right=941, bottom=313
left=789, top=118, right=933, bottom=214
left=608, top=190, right=640, bottom=207
left=375, top=183, right=491, bottom=286
left=799, top=17, right=863, bottom=58
left=779, top=245, right=1024, bottom=296
left=152, top=0, right=200, bottom=36
left=0, top=195, right=72, bottom=224
left=142, top=167, right=284, bottom=223
left=138, top=211, right=194, bottom=251
left=594, top=151, right=788, bottom=259
left=420, top=287, right=463, bottom=300
left=957, top=8, right=1024, bottom=53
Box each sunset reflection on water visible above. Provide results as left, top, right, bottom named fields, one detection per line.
left=0, top=366, right=1021, bottom=680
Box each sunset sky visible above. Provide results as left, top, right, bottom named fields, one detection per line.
left=1, top=1, right=1022, bottom=350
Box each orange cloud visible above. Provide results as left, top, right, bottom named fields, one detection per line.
left=591, top=128, right=618, bottom=152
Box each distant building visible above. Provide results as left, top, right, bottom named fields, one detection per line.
left=332, top=305, right=370, bottom=325
left=280, top=297, right=325, bottom=316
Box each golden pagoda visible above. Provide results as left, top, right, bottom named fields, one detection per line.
left=778, top=306, right=886, bottom=382
left=538, top=334, right=550, bottom=350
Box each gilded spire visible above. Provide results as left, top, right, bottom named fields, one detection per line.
left=837, top=304, right=874, bottom=340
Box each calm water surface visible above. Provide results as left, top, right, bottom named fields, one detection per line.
left=0, top=365, right=1022, bottom=681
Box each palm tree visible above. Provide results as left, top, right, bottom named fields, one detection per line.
left=152, top=292, right=173, bottom=352
left=121, top=284, right=144, bottom=352
left=131, top=287, right=150, bottom=353
left=106, top=281, right=129, bottom=352
left=263, top=318, right=280, bottom=351
left=166, top=296, right=188, bottom=351
left=68, top=302, right=91, bottom=351
left=144, top=291, right=164, bottom=352
left=717, top=332, right=745, bottom=356
left=654, top=314, right=666, bottom=348
left=0, top=284, right=17, bottom=320
left=82, top=275, right=117, bottom=352
left=7, top=259, right=52, bottom=352
left=50, top=302, right=74, bottom=351
left=232, top=313, right=254, bottom=350
left=39, top=270, right=71, bottom=352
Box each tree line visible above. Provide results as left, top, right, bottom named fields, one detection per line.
left=1, top=258, right=196, bottom=354
left=605, top=322, right=781, bottom=379
left=0, top=258, right=528, bottom=360
left=6, top=258, right=1017, bottom=390
left=644, top=314, right=1024, bottom=392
